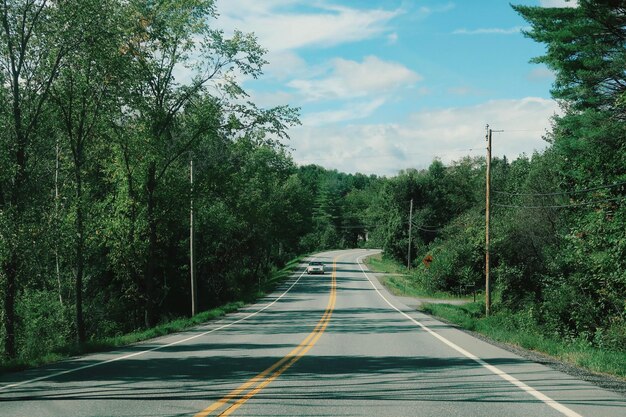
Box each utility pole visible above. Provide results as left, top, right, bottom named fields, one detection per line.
left=407, top=198, right=414, bottom=270
left=484, top=126, right=504, bottom=316
left=485, top=125, right=492, bottom=317
left=190, top=155, right=197, bottom=317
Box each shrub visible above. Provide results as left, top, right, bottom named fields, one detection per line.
left=16, top=290, right=72, bottom=359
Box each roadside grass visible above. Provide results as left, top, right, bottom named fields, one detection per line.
left=365, top=253, right=626, bottom=379
left=0, top=255, right=307, bottom=375
left=264, top=255, right=307, bottom=290
left=363, top=253, right=474, bottom=300
left=363, top=253, right=407, bottom=275
left=422, top=302, right=626, bottom=379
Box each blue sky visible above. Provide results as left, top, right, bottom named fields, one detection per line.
left=215, top=0, right=576, bottom=175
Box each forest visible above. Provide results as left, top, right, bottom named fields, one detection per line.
left=1, top=0, right=624, bottom=366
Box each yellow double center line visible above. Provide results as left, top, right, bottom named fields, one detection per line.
left=194, top=256, right=339, bottom=417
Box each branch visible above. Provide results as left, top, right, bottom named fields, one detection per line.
left=26, top=44, right=64, bottom=137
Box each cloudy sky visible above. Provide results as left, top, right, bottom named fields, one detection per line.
left=214, top=0, right=577, bottom=176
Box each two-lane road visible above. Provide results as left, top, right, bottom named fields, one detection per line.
left=1, top=249, right=624, bottom=416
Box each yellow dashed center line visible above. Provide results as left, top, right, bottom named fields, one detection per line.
left=193, top=256, right=339, bottom=417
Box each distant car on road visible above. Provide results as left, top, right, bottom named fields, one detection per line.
left=306, top=261, right=325, bottom=275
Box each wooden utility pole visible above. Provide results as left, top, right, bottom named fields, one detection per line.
left=190, top=156, right=197, bottom=316
left=407, top=198, right=414, bottom=270
left=485, top=125, right=492, bottom=317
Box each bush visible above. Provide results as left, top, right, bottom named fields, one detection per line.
left=16, top=290, right=72, bottom=359
left=594, top=316, right=626, bottom=352
left=494, top=263, right=537, bottom=310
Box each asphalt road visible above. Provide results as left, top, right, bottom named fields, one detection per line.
left=0, top=249, right=624, bottom=416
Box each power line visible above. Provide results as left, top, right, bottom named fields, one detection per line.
left=493, top=180, right=626, bottom=197
left=494, top=197, right=624, bottom=209
left=417, top=224, right=442, bottom=230
left=337, top=225, right=374, bottom=229
left=415, top=227, right=441, bottom=233
left=498, top=129, right=546, bottom=133
left=338, top=222, right=444, bottom=232
left=409, top=219, right=444, bottom=233
left=297, top=148, right=482, bottom=163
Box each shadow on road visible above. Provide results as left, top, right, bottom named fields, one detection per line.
left=0, top=257, right=623, bottom=413
left=1, top=353, right=621, bottom=410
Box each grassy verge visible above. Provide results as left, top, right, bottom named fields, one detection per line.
left=0, top=255, right=307, bottom=374
left=363, top=253, right=407, bottom=275
left=422, top=302, right=626, bottom=379
left=363, top=253, right=473, bottom=300
left=264, top=255, right=307, bottom=291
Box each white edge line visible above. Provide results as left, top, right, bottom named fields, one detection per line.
left=356, top=254, right=585, bottom=417
left=0, top=261, right=313, bottom=392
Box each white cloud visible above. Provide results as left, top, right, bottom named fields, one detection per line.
left=263, top=50, right=308, bottom=80
left=215, top=0, right=400, bottom=52
left=287, top=97, right=560, bottom=175
left=528, top=67, right=555, bottom=82
left=447, top=86, right=484, bottom=96
left=301, top=98, right=386, bottom=126
left=453, top=26, right=528, bottom=35
left=287, top=56, right=421, bottom=101
left=539, top=0, right=578, bottom=7
left=387, top=32, right=399, bottom=44
left=418, top=3, right=456, bottom=15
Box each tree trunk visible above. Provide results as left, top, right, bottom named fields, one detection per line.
left=144, top=163, right=158, bottom=328
left=2, top=70, right=26, bottom=360
left=74, top=167, right=86, bottom=344
left=3, top=93, right=26, bottom=359
left=3, top=256, right=17, bottom=358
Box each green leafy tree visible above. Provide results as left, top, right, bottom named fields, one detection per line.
left=50, top=0, right=125, bottom=345
left=0, top=0, right=67, bottom=358
left=510, top=1, right=626, bottom=345
left=116, top=0, right=296, bottom=326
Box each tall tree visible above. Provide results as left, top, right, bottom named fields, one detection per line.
left=0, top=0, right=65, bottom=358
left=514, top=1, right=626, bottom=113
left=513, top=1, right=626, bottom=341
left=50, top=0, right=124, bottom=344
left=120, top=0, right=296, bottom=326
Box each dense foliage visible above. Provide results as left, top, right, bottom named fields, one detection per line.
left=0, top=0, right=305, bottom=360
left=286, top=0, right=626, bottom=354
left=360, top=1, right=626, bottom=352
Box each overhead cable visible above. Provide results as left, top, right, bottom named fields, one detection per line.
left=493, top=180, right=626, bottom=197
left=494, top=197, right=624, bottom=209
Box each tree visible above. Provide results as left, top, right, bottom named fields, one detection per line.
left=514, top=2, right=626, bottom=114
left=0, top=0, right=66, bottom=358
left=116, top=0, right=298, bottom=326
left=510, top=1, right=626, bottom=345
left=50, top=0, right=125, bottom=344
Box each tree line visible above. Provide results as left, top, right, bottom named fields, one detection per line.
left=0, top=0, right=305, bottom=360
left=267, top=1, right=626, bottom=353
left=348, top=1, right=625, bottom=352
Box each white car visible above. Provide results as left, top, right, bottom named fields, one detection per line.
left=306, top=261, right=325, bottom=275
